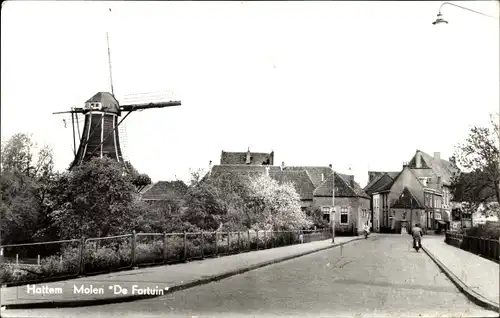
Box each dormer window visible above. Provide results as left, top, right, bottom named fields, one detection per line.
left=419, top=177, right=428, bottom=186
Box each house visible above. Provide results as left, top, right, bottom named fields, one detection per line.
left=390, top=186, right=426, bottom=232
left=220, top=148, right=274, bottom=165
left=208, top=153, right=370, bottom=232
left=407, top=150, right=459, bottom=225
left=385, top=162, right=446, bottom=233
left=141, top=180, right=189, bottom=212
left=364, top=171, right=399, bottom=232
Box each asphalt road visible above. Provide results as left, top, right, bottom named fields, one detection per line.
left=2, top=235, right=497, bottom=317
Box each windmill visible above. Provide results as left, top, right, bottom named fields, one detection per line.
left=53, top=8, right=181, bottom=171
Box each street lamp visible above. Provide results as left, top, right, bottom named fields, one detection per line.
left=432, top=2, right=499, bottom=25
left=331, top=168, right=335, bottom=243
left=431, top=3, right=499, bottom=315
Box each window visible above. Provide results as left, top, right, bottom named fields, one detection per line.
left=419, top=177, right=428, bottom=186
left=340, top=206, right=349, bottom=224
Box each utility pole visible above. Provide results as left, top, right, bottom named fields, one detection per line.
left=331, top=167, right=335, bottom=243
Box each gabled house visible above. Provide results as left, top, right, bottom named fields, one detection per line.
left=141, top=180, right=189, bottom=213
left=407, top=150, right=459, bottom=223
left=311, top=170, right=371, bottom=231
left=364, top=171, right=399, bottom=232
left=221, top=148, right=274, bottom=165
left=385, top=163, right=445, bottom=233
left=390, top=186, right=425, bottom=231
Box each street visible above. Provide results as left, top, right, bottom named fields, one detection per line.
left=2, top=235, right=497, bottom=317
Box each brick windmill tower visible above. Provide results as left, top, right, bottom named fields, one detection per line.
left=53, top=8, right=181, bottom=171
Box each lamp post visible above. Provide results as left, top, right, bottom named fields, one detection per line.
left=431, top=2, right=499, bottom=25
left=331, top=169, right=335, bottom=243
left=432, top=3, right=499, bottom=315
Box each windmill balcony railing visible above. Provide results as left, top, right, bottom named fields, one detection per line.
left=0, top=228, right=330, bottom=287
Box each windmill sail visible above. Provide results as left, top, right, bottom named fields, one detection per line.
left=118, top=121, right=130, bottom=163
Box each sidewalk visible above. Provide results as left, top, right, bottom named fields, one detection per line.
left=422, top=235, right=499, bottom=312
left=1, top=235, right=365, bottom=309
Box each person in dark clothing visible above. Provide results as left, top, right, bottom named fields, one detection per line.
left=411, top=223, right=423, bottom=248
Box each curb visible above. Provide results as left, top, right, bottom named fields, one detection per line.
left=3, top=236, right=366, bottom=310
left=422, top=245, right=500, bottom=313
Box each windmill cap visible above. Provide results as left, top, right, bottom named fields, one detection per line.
left=85, top=92, right=120, bottom=115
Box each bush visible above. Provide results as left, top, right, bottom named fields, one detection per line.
left=466, top=223, right=500, bottom=239
left=0, top=263, right=41, bottom=284
left=136, top=241, right=163, bottom=264
left=84, top=245, right=121, bottom=273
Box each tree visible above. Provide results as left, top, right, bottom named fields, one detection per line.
left=305, top=206, right=329, bottom=229
left=247, top=175, right=312, bottom=231
left=1, top=133, right=54, bottom=179
left=451, top=113, right=500, bottom=216
left=0, top=133, right=56, bottom=244
left=0, top=170, right=41, bottom=243
left=183, top=172, right=251, bottom=231
left=48, top=157, right=139, bottom=239
left=124, top=161, right=151, bottom=193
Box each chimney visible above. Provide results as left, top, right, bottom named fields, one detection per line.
left=209, top=160, right=212, bottom=171
left=281, top=161, right=285, bottom=171
left=269, top=151, right=274, bottom=165
left=415, top=151, right=422, bottom=168
left=246, top=148, right=251, bottom=164
left=329, top=164, right=332, bottom=169
left=349, top=175, right=355, bottom=188
left=434, top=152, right=441, bottom=161
left=368, top=171, right=377, bottom=182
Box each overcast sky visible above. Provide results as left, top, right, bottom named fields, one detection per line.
left=2, top=1, right=499, bottom=187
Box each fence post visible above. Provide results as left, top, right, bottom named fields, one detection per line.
left=236, top=232, right=239, bottom=253
left=16, top=254, right=18, bottom=265
left=132, top=230, right=137, bottom=267
left=60, top=255, right=62, bottom=264
left=264, top=230, right=267, bottom=249
left=271, top=231, right=274, bottom=248
left=227, top=232, right=230, bottom=254
left=183, top=232, right=187, bottom=262
left=215, top=232, right=218, bottom=256
left=256, top=230, right=259, bottom=250
left=201, top=232, right=205, bottom=259
left=37, top=254, right=40, bottom=265
left=248, top=230, right=250, bottom=251
left=79, top=237, right=85, bottom=275
left=163, top=233, right=168, bottom=264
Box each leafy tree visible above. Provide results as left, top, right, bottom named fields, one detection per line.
left=305, top=206, right=329, bottom=229
left=0, top=133, right=56, bottom=244
left=1, top=133, right=54, bottom=179
left=247, top=175, right=312, bottom=231
left=48, top=157, right=139, bottom=239
left=124, top=161, right=151, bottom=192
left=451, top=113, right=500, bottom=216
left=135, top=200, right=192, bottom=233
left=188, top=168, right=209, bottom=187
left=183, top=171, right=268, bottom=231
left=0, top=170, right=41, bottom=243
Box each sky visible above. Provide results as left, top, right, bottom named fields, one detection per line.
left=2, top=1, right=499, bottom=188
